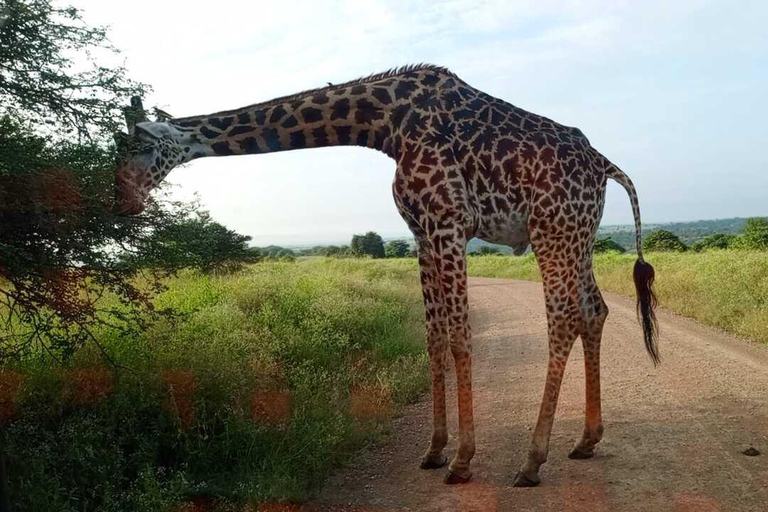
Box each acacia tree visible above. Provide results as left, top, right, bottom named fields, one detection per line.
left=0, top=0, right=147, bottom=138
left=0, top=0, right=199, bottom=361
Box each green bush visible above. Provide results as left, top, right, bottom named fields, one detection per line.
left=691, top=233, right=737, bottom=252
left=593, top=238, right=626, bottom=253
left=644, top=229, right=688, bottom=252
left=1, top=259, right=427, bottom=510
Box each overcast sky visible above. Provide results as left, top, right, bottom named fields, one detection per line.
left=74, top=0, right=767, bottom=246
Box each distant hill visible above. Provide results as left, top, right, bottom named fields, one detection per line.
left=265, top=217, right=762, bottom=255
left=468, top=217, right=758, bottom=254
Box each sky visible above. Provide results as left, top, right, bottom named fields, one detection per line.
left=72, top=0, right=768, bottom=246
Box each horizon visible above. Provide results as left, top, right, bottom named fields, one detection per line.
left=253, top=214, right=761, bottom=249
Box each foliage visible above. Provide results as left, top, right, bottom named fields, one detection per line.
left=0, top=116, right=198, bottom=361
left=2, top=259, right=427, bottom=509
left=593, top=237, right=626, bottom=253
left=735, top=217, right=768, bottom=250
left=0, top=0, right=147, bottom=138
left=384, top=240, right=410, bottom=258
left=691, top=233, right=737, bottom=252
left=643, top=229, right=688, bottom=252
left=470, top=245, right=502, bottom=256
left=125, top=209, right=259, bottom=274
left=350, top=231, right=385, bottom=259
left=597, top=217, right=750, bottom=250
left=257, top=245, right=295, bottom=259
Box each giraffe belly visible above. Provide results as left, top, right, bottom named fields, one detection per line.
left=475, top=214, right=530, bottom=255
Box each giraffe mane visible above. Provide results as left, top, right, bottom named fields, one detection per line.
left=172, top=64, right=455, bottom=123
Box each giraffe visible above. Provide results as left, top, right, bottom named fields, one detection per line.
left=114, top=64, right=659, bottom=486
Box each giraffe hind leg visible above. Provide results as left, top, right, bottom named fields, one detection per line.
left=569, top=277, right=609, bottom=460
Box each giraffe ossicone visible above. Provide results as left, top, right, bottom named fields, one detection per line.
left=115, top=64, right=659, bottom=486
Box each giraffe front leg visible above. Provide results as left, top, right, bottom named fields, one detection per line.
left=440, top=249, right=475, bottom=485
left=416, top=240, right=449, bottom=470
left=444, top=323, right=475, bottom=484
left=420, top=319, right=449, bottom=469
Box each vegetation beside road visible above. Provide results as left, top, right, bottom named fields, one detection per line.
left=468, top=250, right=768, bottom=345
left=1, top=259, right=427, bottom=510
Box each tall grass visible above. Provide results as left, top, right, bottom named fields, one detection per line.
left=1, top=258, right=426, bottom=510
left=468, top=250, right=768, bottom=344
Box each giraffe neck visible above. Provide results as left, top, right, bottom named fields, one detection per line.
left=169, top=67, right=453, bottom=160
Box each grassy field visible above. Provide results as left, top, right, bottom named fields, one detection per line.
left=468, top=250, right=768, bottom=344
left=1, top=259, right=427, bottom=511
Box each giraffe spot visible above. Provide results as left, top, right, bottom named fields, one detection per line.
left=268, top=105, right=287, bottom=124
left=211, top=141, right=234, bottom=155
left=414, top=89, right=441, bottom=111
left=404, top=111, right=427, bottom=138
left=311, top=91, right=329, bottom=104
left=262, top=128, right=281, bottom=151
left=253, top=109, right=266, bottom=125
left=350, top=84, right=367, bottom=95
left=394, top=79, right=418, bottom=100
left=471, top=125, right=495, bottom=153
left=332, top=125, right=350, bottom=145
left=237, top=112, right=251, bottom=124
left=454, top=108, right=475, bottom=121
left=238, top=137, right=260, bottom=154
left=495, top=138, right=519, bottom=161
left=312, top=126, right=329, bottom=145
left=301, top=107, right=323, bottom=123
left=443, top=89, right=462, bottom=109
left=391, top=104, right=410, bottom=127
left=198, top=126, right=220, bottom=139
left=373, top=129, right=388, bottom=151
left=281, top=115, right=299, bottom=129
left=356, top=129, right=369, bottom=146
left=425, top=114, right=455, bottom=147
left=421, top=149, right=438, bottom=166
left=330, top=98, right=350, bottom=121
left=420, top=72, right=441, bottom=87
left=409, top=176, right=427, bottom=194
left=355, top=98, right=383, bottom=124
left=371, top=87, right=393, bottom=105
left=289, top=130, right=306, bottom=149
left=227, top=125, right=256, bottom=137
left=209, top=116, right=233, bottom=131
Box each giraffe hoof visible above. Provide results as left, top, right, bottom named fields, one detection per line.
left=512, top=471, right=540, bottom=487
left=443, top=471, right=471, bottom=485
left=568, top=446, right=595, bottom=460
left=420, top=454, right=448, bottom=470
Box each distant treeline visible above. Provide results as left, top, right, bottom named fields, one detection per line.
left=251, top=217, right=768, bottom=260
left=251, top=232, right=416, bottom=260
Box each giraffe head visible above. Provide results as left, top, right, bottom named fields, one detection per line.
left=114, top=122, right=201, bottom=215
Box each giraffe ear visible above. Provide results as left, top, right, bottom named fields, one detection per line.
left=135, top=122, right=169, bottom=141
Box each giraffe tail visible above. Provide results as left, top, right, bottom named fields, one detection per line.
left=605, top=163, right=660, bottom=366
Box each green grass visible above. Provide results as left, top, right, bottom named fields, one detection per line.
left=468, top=250, right=768, bottom=344
left=1, top=258, right=426, bottom=511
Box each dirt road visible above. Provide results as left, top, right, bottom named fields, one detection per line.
left=308, top=277, right=768, bottom=512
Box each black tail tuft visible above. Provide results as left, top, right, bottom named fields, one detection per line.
left=633, top=259, right=660, bottom=365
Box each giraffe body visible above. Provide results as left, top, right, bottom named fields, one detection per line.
left=115, top=65, right=659, bottom=486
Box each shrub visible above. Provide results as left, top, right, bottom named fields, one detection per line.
left=691, top=233, right=737, bottom=252
left=593, top=238, right=626, bottom=253
left=644, top=229, right=687, bottom=252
